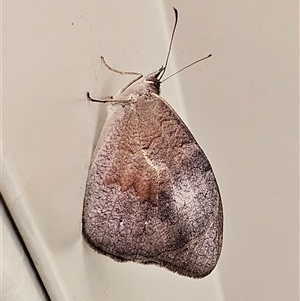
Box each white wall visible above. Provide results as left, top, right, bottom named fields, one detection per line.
left=2, top=1, right=298, bottom=300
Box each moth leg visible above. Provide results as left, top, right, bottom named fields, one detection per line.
left=101, top=56, right=142, bottom=77
left=100, top=56, right=143, bottom=93
left=86, top=92, right=130, bottom=104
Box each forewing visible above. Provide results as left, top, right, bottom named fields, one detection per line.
left=82, top=95, right=223, bottom=278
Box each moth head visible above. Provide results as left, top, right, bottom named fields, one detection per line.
left=144, top=66, right=165, bottom=95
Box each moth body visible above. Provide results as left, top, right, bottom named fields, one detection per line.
left=83, top=65, right=223, bottom=278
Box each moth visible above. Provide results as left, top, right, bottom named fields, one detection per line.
left=82, top=8, right=223, bottom=278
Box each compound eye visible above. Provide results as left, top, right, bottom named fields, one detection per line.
left=145, top=75, right=156, bottom=83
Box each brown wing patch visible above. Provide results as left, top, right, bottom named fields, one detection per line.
left=103, top=101, right=166, bottom=204
left=104, top=150, right=160, bottom=203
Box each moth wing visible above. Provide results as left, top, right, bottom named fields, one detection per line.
left=83, top=94, right=223, bottom=278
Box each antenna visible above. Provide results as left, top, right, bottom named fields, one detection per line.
left=161, top=54, right=212, bottom=83
left=158, top=7, right=178, bottom=81
left=158, top=8, right=212, bottom=82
